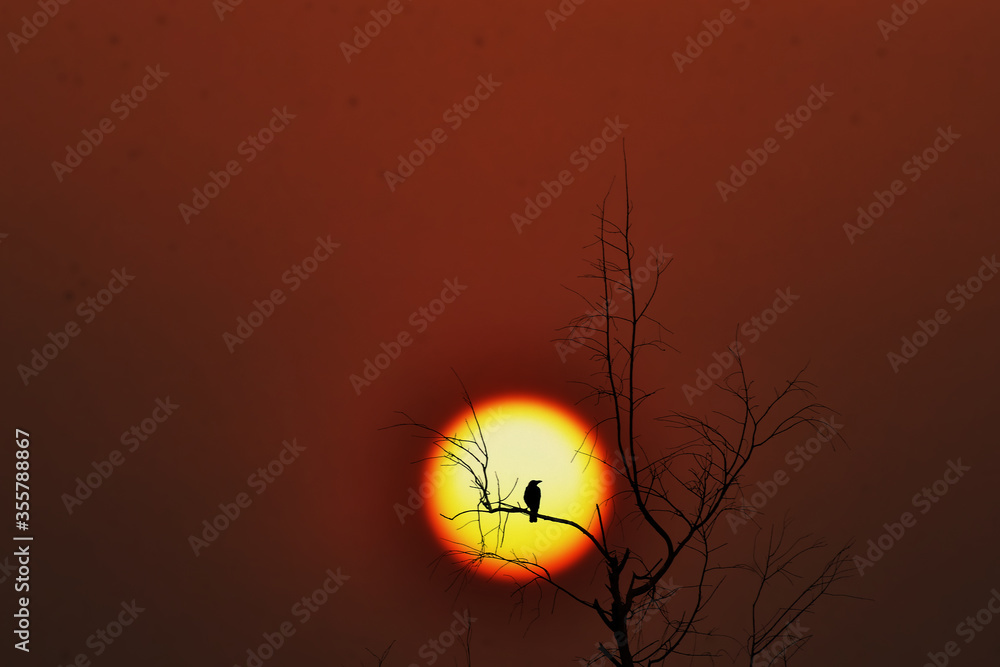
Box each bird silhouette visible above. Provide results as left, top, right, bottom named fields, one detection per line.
left=524, top=480, right=542, bottom=523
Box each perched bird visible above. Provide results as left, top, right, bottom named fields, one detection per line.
left=524, top=480, right=542, bottom=523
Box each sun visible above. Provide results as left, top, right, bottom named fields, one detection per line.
left=426, top=395, right=613, bottom=581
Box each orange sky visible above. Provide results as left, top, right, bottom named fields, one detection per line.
left=2, top=0, right=999, bottom=664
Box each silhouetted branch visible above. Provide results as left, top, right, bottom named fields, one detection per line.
left=391, top=142, right=856, bottom=666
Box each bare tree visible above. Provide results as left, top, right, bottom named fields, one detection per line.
left=394, top=146, right=857, bottom=666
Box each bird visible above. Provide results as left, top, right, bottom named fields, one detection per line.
left=524, top=480, right=542, bottom=523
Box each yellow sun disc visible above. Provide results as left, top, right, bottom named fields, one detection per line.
left=426, top=395, right=612, bottom=581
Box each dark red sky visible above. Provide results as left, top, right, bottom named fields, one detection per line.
left=2, top=0, right=999, bottom=665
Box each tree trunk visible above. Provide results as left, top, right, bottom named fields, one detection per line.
left=611, top=618, right=634, bottom=667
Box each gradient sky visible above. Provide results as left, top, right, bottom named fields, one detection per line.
left=2, top=0, right=999, bottom=665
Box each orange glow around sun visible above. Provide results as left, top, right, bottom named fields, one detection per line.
left=426, top=395, right=613, bottom=582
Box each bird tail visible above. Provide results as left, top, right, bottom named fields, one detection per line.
left=529, top=511, right=537, bottom=523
